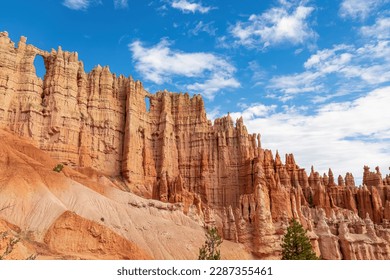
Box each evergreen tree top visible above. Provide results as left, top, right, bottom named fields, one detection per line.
left=281, top=219, right=319, bottom=260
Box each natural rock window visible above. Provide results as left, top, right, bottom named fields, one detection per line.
left=145, top=96, right=151, bottom=112
left=33, top=55, right=46, bottom=79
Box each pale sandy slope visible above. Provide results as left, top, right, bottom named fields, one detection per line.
left=0, top=129, right=252, bottom=259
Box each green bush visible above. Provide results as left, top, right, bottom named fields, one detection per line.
left=53, top=164, right=64, bottom=173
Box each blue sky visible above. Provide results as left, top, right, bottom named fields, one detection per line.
left=1, top=0, right=390, bottom=183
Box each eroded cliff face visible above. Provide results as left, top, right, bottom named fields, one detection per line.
left=1, top=32, right=390, bottom=259
left=0, top=31, right=142, bottom=176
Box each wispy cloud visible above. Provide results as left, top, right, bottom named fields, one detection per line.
left=63, top=0, right=90, bottom=10
left=114, top=0, right=128, bottom=9
left=339, top=0, right=389, bottom=20
left=171, top=0, right=213, bottom=14
left=186, top=74, right=240, bottom=100
left=230, top=0, right=317, bottom=49
left=63, top=0, right=126, bottom=10
left=189, top=21, right=217, bottom=36
left=231, top=87, right=390, bottom=184
left=268, top=40, right=390, bottom=101
left=129, top=39, right=239, bottom=100
left=247, top=60, right=268, bottom=87
left=206, top=106, right=221, bottom=120
left=361, top=17, right=390, bottom=39
left=230, top=103, right=277, bottom=120
left=309, top=42, right=390, bottom=84
left=269, top=71, right=323, bottom=100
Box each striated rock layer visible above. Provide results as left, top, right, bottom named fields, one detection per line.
left=1, top=31, right=390, bottom=259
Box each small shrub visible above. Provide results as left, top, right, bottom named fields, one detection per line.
left=53, top=164, right=64, bottom=173
left=198, top=227, right=223, bottom=260
left=0, top=236, right=20, bottom=260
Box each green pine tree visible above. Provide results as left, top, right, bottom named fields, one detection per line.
left=198, top=227, right=223, bottom=260
left=281, top=219, right=318, bottom=260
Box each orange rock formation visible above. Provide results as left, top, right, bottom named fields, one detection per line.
left=1, top=31, right=390, bottom=259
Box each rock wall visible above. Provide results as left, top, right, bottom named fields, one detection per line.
left=0, top=31, right=141, bottom=175
left=1, top=32, right=390, bottom=259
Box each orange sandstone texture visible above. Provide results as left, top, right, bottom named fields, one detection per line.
left=1, top=32, right=390, bottom=259
left=0, top=129, right=252, bottom=260
left=44, top=211, right=152, bottom=260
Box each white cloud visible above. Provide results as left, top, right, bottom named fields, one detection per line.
left=63, top=0, right=90, bottom=10
left=356, top=40, right=390, bottom=61
left=333, top=42, right=390, bottom=84
left=171, top=0, right=213, bottom=14
left=268, top=41, right=390, bottom=100
left=339, top=0, right=389, bottom=20
left=114, top=0, right=128, bottom=9
left=361, top=17, right=390, bottom=39
left=129, top=39, right=239, bottom=100
left=230, top=0, right=316, bottom=48
left=187, top=74, right=240, bottom=100
left=63, top=0, right=126, bottom=10
left=303, top=44, right=353, bottom=70
left=232, top=87, right=390, bottom=184
left=269, top=71, right=323, bottom=97
left=230, top=104, right=277, bottom=121
left=130, top=39, right=214, bottom=83
left=206, top=106, right=221, bottom=120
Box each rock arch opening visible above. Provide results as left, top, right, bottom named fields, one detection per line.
left=145, top=96, right=151, bottom=112
left=33, top=55, right=46, bottom=79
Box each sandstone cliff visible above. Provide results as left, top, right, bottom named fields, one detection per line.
left=1, top=31, right=390, bottom=259
left=0, top=128, right=251, bottom=259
